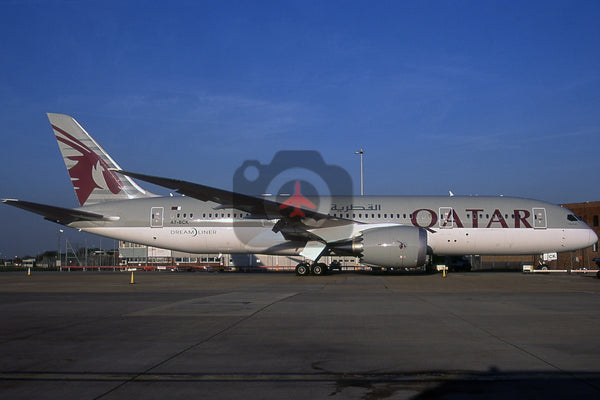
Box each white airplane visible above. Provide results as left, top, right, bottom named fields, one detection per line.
left=3, top=114, right=597, bottom=275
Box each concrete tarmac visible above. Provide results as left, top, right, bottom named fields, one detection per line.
left=0, top=271, right=599, bottom=399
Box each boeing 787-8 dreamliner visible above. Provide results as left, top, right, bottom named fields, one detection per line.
left=3, top=114, right=597, bottom=275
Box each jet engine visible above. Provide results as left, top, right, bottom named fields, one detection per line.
left=333, top=226, right=428, bottom=268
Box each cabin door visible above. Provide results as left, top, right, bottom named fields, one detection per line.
left=151, top=207, right=164, bottom=228
left=532, top=208, right=547, bottom=229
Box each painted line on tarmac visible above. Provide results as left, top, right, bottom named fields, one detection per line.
left=1, top=371, right=599, bottom=383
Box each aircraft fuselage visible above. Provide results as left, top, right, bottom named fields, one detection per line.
left=71, top=195, right=596, bottom=257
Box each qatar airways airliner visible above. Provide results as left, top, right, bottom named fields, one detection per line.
left=3, top=114, right=597, bottom=275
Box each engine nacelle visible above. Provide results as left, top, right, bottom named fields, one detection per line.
left=358, top=226, right=428, bottom=268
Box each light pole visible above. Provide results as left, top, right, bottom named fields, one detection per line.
left=354, top=148, right=364, bottom=196
left=57, top=229, right=63, bottom=268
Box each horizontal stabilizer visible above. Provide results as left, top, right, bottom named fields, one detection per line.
left=2, top=199, right=105, bottom=225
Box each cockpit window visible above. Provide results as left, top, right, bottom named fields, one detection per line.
left=567, top=214, right=580, bottom=222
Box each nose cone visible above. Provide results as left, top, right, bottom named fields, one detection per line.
left=589, top=229, right=599, bottom=247
left=564, top=227, right=598, bottom=252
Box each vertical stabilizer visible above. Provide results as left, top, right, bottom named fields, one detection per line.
left=47, top=113, right=155, bottom=206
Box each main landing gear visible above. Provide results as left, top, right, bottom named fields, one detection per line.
left=295, top=261, right=329, bottom=276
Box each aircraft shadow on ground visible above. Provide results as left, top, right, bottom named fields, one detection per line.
left=333, top=368, right=600, bottom=399
left=2, top=367, right=599, bottom=399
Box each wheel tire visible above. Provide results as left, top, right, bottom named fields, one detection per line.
left=312, top=263, right=326, bottom=276
left=296, top=263, right=309, bottom=276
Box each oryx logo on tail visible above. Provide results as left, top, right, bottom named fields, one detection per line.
left=52, top=124, right=123, bottom=205
left=47, top=113, right=155, bottom=206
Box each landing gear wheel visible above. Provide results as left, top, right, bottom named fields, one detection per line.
left=296, top=262, right=310, bottom=276
left=312, top=263, right=327, bottom=276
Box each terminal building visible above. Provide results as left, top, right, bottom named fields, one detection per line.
left=118, top=241, right=363, bottom=272
left=118, top=201, right=600, bottom=272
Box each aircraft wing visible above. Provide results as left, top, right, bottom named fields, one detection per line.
left=116, top=170, right=337, bottom=221
left=2, top=199, right=106, bottom=225
left=115, top=170, right=357, bottom=243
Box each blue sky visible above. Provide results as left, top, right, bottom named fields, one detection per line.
left=1, top=0, right=599, bottom=257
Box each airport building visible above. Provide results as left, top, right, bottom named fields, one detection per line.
left=117, top=201, right=600, bottom=271
left=118, top=241, right=363, bottom=272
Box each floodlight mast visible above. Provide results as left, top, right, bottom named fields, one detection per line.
left=354, top=148, right=364, bottom=196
